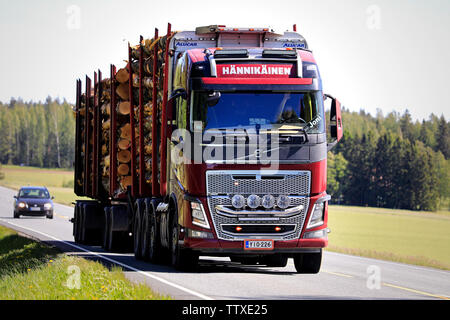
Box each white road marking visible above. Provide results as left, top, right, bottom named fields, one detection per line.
left=0, top=219, right=213, bottom=300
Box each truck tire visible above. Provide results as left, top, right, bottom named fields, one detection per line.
left=293, top=250, right=322, bottom=274
left=170, top=208, right=199, bottom=271
left=13, top=211, right=20, bottom=219
left=146, top=200, right=164, bottom=263
left=102, top=207, right=111, bottom=250
left=133, top=200, right=143, bottom=260
left=262, top=254, right=288, bottom=268
left=107, top=206, right=124, bottom=252
left=140, top=206, right=150, bottom=260
left=74, top=203, right=81, bottom=243
left=78, top=204, right=86, bottom=244
left=80, top=203, right=101, bottom=245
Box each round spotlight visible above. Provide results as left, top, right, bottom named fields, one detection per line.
left=247, top=194, right=261, bottom=209
left=231, top=195, right=245, bottom=209
left=261, top=195, right=275, bottom=209
left=277, top=195, right=290, bottom=209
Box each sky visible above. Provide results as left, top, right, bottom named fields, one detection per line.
left=0, top=0, right=449, bottom=121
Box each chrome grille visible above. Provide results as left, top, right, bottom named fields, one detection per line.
left=206, top=170, right=311, bottom=196
left=206, top=170, right=311, bottom=241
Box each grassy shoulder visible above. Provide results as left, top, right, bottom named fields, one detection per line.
left=0, top=225, right=169, bottom=300
left=327, top=205, right=450, bottom=270
left=0, top=165, right=87, bottom=206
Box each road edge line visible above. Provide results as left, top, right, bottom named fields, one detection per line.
left=0, top=219, right=214, bottom=301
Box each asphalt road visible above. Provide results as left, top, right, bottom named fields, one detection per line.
left=0, top=185, right=449, bottom=300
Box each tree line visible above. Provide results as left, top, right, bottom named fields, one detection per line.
left=0, top=97, right=75, bottom=169
left=327, top=109, right=450, bottom=211
left=0, top=98, right=448, bottom=211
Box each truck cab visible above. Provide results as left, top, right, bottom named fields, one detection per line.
left=163, top=25, right=343, bottom=272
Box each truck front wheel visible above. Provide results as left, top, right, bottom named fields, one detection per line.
left=262, top=254, right=288, bottom=268
left=293, top=250, right=322, bottom=274
left=170, top=209, right=199, bottom=271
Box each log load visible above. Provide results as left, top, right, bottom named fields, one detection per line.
left=90, top=32, right=175, bottom=196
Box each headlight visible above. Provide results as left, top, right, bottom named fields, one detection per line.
left=277, top=195, right=290, bottom=209
left=307, top=201, right=325, bottom=229
left=247, top=194, right=261, bottom=209
left=18, top=202, right=27, bottom=209
left=231, top=195, right=245, bottom=209
left=44, top=203, right=53, bottom=210
left=190, top=201, right=210, bottom=229
left=261, top=195, right=275, bottom=209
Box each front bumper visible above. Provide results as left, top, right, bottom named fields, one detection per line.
left=180, top=192, right=330, bottom=255
left=16, top=209, right=53, bottom=216
left=182, top=238, right=327, bottom=255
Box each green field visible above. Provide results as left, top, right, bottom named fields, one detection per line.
left=0, top=225, right=168, bottom=300
left=0, top=165, right=86, bottom=206
left=327, top=205, right=450, bottom=270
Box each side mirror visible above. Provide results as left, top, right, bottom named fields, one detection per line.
left=206, top=91, right=221, bottom=107
left=325, top=94, right=343, bottom=151
left=13, top=195, right=17, bottom=199
left=51, top=196, right=55, bottom=200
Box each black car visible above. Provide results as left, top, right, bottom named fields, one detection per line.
left=14, top=187, right=54, bottom=219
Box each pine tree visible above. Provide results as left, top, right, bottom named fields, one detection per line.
left=436, top=115, right=450, bottom=159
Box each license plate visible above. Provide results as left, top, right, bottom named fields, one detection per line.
left=244, top=240, right=274, bottom=251
left=30, top=207, right=41, bottom=211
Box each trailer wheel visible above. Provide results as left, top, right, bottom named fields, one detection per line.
left=102, top=207, right=111, bottom=250
left=148, top=202, right=165, bottom=263
left=73, top=204, right=79, bottom=242
left=170, top=209, right=198, bottom=271
left=293, top=250, right=322, bottom=274
left=133, top=200, right=143, bottom=260
left=107, top=206, right=124, bottom=252
left=78, top=204, right=86, bottom=244
left=140, top=206, right=150, bottom=260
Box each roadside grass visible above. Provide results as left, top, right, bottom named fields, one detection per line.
left=327, top=205, right=450, bottom=270
left=0, top=225, right=169, bottom=300
left=0, top=165, right=87, bottom=206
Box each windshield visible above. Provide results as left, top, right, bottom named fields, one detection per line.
left=19, top=188, right=50, bottom=199
left=191, top=92, right=325, bottom=133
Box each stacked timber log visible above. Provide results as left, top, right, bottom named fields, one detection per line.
left=77, top=93, right=86, bottom=189
left=99, top=78, right=111, bottom=193
left=129, top=35, right=166, bottom=187
left=87, top=32, right=172, bottom=197
left=115, top=67, right=133, bottom=193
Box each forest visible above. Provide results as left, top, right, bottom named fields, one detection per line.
left=0, top=97, right=75, bottom=169
left=0, top=98, right=448, bottom=211
left=328, top=108, right=450, bottom=211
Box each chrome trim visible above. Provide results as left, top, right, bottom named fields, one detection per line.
left=221, top=223, right=297, bottom=238
left=296, top=52, right=303, bottom=78
left=215, top=204, right=304, bottom=218
left=206, top=171, right=311, bottom=241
